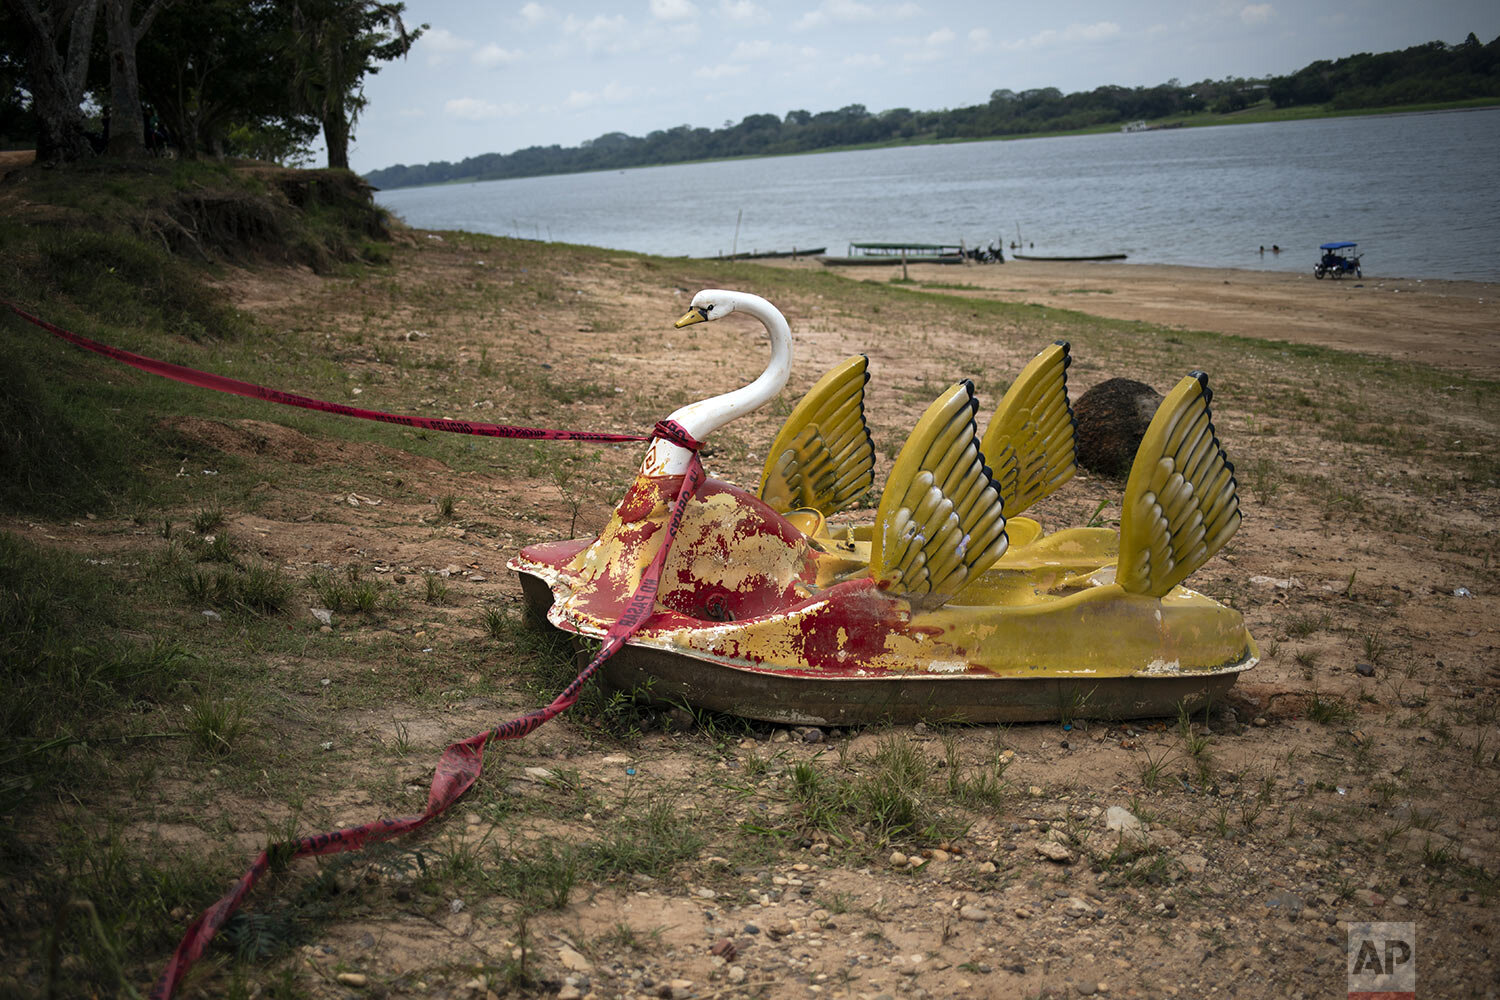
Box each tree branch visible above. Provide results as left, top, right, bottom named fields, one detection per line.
left=132, top=0, right=172, bottom=43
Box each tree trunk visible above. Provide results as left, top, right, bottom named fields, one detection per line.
left=322, top=107, right=349, bottom=170
left=104, top=0, right=144, bottom=155
left=5, top=0, right=97, bottom=162
left=103, top=0, right=171, bottom=157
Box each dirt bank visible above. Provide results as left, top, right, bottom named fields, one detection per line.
left=761, top=256, right=1500, bottom=378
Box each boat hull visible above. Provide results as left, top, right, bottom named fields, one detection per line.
left=819, top=254, right=966, bottom=266
left=1013, top=253, right=1128, bottom=262
left=516, top=570, right=1253, bottom=725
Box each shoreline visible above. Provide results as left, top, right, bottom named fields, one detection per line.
left=755, top=256, right=1500, bottom=379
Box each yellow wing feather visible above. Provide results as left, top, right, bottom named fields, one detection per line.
left=1117, top=371, right=1242, bottom=597
left=871, top=381, right=1008, bottom=608
left=980, top=341, right=1077, bottom=517
left=759, top=356, right=876, bottom=516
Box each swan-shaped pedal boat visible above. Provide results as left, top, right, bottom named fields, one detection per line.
left=509, top=290, right=1257, bottom=725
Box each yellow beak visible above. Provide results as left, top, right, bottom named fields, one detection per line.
left=674, top=306, right=708, bottom=328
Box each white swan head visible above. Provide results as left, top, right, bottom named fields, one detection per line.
left=675, top=289, right=741, bottom=326
left=639, top=289, right=793, bottom=478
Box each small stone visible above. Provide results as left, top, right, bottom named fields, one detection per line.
left=929, top=849, right=951, bottom=862
left=1264, top=891, right=1304, bottom=918
left=1148, top=828, right=1183, bottom=848
left=311, top=607, right=334, bottom=626
left=558, top=945, right=592, bottom=972
left=802, top=728, right=824, bottom=743
left=1036, top=841, right=1075, bottom=864
left=1355, top=662, right=1376, bottom=677
left=978, top=861, right=997, bottom=874
left=695, top=888, right=716, bottom=899
left=889, top=851, right=909, bottom=868
left=1252, top=717, right=1268, bottom=727
left=1353, top=889, right=1386, bottom=907
left=557, top=987, right=583, bottom=1000
left=710, top=938, right=737, bottom=960
left=727, top=965, right=746, bottom=984
left=768, top=920, right=794, bottom=939
left=959, top=905, right=988, bottom=922
left=1180, top=854, right=1208, bottom=875
left=336, top=973, right=368, bottom=987
left=1078, top=984, right=1098, bottom=997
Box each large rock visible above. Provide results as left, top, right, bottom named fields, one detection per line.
left=1073, top=378, right=1164, bottom=477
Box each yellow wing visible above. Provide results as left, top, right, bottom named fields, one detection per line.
left=871, top=381, right=1009, bottom=608
left=1117, top=371, right=1241, bottom=598
left=980, top=341, right=1077, bottom=517
left=759, top=356, right=876, bottom=516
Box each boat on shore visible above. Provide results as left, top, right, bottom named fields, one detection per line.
left=511, top=289, right=1256, bottom=725
left=706, top=246, right=826, bottom=260
left=1014, top=252, right=1128, bottom=262
left=820, top=241, right=967, bottom=266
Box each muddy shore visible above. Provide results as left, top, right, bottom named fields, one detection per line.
left=760, top=256, right=1500, bottom=378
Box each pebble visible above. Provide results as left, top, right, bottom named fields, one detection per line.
left=890, top=851, right=909, bottom=868
left=1264, top=891, right=1304, bottom=919
left=1252, top=717, right=1268, bottom=727
left=1036, top=840, right=1075, bottom=864
left=1180, top=854, right=1208, bottom=875
left=959, top=905, right=989, bottom=921
left=558, top=946, right=592, bottom=971
left=727, top=965, right=746, bottom=984
left=557, top=988, right=582, bottom=1000
left=978, top=861, right=997, bottom=874
left=802, top=728, right=824, bottom=743
left=335, top=973, right=368, bottom=987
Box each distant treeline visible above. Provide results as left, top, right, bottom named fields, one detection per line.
left=366, top=34, right=1500, bottom=190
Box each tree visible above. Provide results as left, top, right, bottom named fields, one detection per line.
left=290, top=0, right=423, bottom=170
left=101, top=0, right=170, bottom=156
left=3, top=0, right=99, bottom=161
left=137, top=0, right=317, bottom=160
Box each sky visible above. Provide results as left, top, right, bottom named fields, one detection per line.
left=346, top=0, right=1500, bottom=174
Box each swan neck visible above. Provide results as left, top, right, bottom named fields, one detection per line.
left=642, top=292, right=792, bottom=477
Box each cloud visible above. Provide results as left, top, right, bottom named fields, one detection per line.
left=895, top=24, right=956, bottom=62
left=693, top=63, right=748, bottom=79
left=563, top=81, right=637, bottom=110
left=445, top=97, right=525, bottom=120
left=1239, top=4, right=1274, bottom=25
left=1001, top=21, right=1121, bottom=51
left=794, top=0, right=921, bottom=31
left=519, top=2, right=549, bottom=25
left=419, top=27, right=474, bottom=65
left=841, top=52, right=885, bottom=68
left=561, top=13, right=635, bottom=52
left=650, top=0, right=698, bottom=19
left=474, top=43, right=522, bottom=67
left=718, top=0, right=765, bottom=21
left=730, top=39, right=774, bottom=59
left=966, top=27, right=991, bottom=52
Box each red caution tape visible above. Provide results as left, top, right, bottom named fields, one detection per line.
left=150, top=419, right=704, bottom=999
left=2, top=300, right=649, bottom=445
left=0, top=300, right=710, bottom=996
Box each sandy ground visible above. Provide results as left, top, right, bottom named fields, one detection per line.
left=6, top=231, right=1498, bottom=999
left=760, top=256, right=1500, bottom=378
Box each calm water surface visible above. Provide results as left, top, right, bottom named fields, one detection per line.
left=377, top=109, right=1500, bottom=281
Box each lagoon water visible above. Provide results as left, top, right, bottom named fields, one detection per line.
left=376, top=108, right=1500, bottom=282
